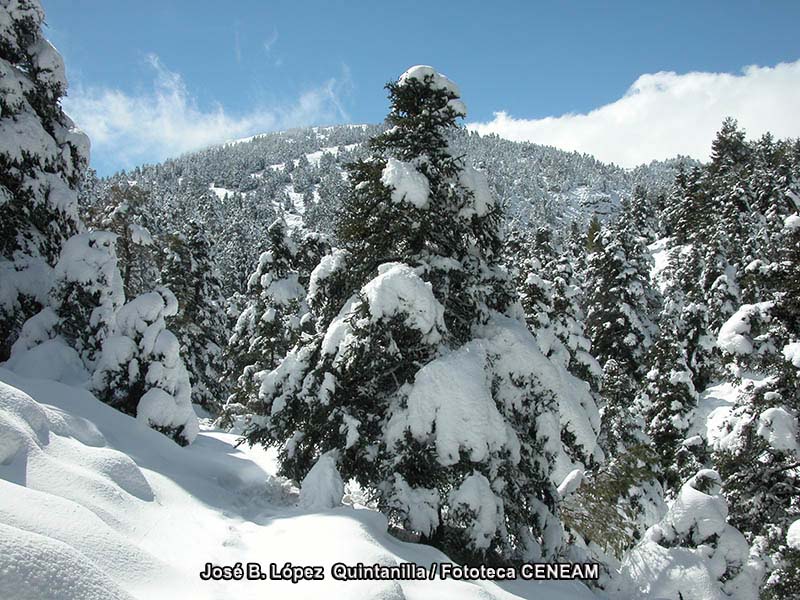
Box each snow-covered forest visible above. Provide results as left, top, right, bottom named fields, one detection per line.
left=1, top=2, right=799, bottom=599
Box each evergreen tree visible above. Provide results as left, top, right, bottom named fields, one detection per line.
left=245, top=66, right=601, bottom=563
left=598, top=359, right=643, bottom=459
left=635, top=328, right=699, bottom=492
left=621, top=470, right=761, bottom=600
left=162, top=222, right=230, bottom=414
left=223, top=219, right=323, bottom=421
left=584, top=220, right=659, bottom=377
left=0, top=0, right=89, bottom=359
left=509, top=225, right=602, bottom=469
left=49, top=231, right=124, bottom=369
left=86, top=183, right=160, bottom=300
left=714, top=208, right=800, bottom=597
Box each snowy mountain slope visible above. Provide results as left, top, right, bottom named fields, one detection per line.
left=88, top=125, right=689, bottom=295
left=0, top=364, right=597, bottom=600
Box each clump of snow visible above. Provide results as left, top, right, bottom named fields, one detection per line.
left=380, top=157, right=430, bottom=209
left=299, top=453, right=344, bottom=510
left=757, top=407, right=799, bottom=453
left=458, top=164, right=494, bottom=218
left=448, top=472, right=503, bottom=549
left=717, top=302, right=773, bottom=356
left=398, top=65, right=460, bottom=96
left=663, top=470, right=728, bottom=542
left=620, top=469, right=761, bottom=600
left=386, top=339, right=515, bottom=466
left=362, top=263, right=445, bottom=338
left=784, top=214, right=800, bottom=230
left=388, top=474, right=441, bottom=536
left=308, top=249, right=348, bottom=303
left=128, top=223, right=153, bottom=246
left=557, top=469, right=585, bottom=499
left=783, top=341, right=800, bottom=368
left=788, top=520, right=800, bottom=550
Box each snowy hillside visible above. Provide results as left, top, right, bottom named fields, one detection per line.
left=84, top=125, right=688, bottom=294
left=0, top=365, right=595, bottom=600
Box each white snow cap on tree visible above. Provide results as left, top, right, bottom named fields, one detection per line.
left=716, top=301, right=773, bottom=356
left=380, top=158, right=430, bottom=209
left=299, top=452, right=344, bottom=510
left=321, top=262, right=446, bottom=363
left=397, top=65, right=467, bottom=117
left=361, top=263, right=445, bottom=338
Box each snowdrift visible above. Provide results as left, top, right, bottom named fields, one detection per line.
left=0, top=366, right=596, bottom=600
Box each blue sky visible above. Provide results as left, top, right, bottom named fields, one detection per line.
left=43, top=1, right=800, bottom=174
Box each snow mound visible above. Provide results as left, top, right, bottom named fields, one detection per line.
left=4, top=338, right=89, bottom=386
left=0, top=367, right=596, bottom=600
left=299, top=453, right=344, bottom=510
left=0, top=522, right=134, bottom=600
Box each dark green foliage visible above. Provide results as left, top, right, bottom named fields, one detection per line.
left=162, top=222, right=231, bottom=413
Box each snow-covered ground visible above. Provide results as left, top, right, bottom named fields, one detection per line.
left=0, top=365, right=596, bottom=600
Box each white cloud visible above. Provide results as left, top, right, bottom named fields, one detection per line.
left=468, top=60, right=800, bottom=167
left=63, top=54, right=351, bottom=173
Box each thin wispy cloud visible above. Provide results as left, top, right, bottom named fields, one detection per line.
left=64, top=54, right=352, bottom=174
left=234, top=28, right=242, bottom=63
left=469, top=60, right=800, bottom=167
left=263, top=29, right=279, bottom=54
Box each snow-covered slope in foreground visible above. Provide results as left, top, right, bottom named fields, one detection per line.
left=0, top=367, right=595, bottom=600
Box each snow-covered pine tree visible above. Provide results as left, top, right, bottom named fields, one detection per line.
left=86, top=183, right=160, bottom=300
left=48, top=231, right=124, bottom=369
left=634, top=326, right=699, bottom=492
left=509, top=225, right=602, bottom=469
left=245, top=66, right=601, bottom=563
left=162, top=222, right=230, bottom=414
left=584, top=218, right=659, bottom=377
left=620, top=469, right=760, bottom=600
left=0, top=0, right=89, bottom=360
left=91, top=286, right=198, bottom=445
left=713, top=207, right=800, bottom=598
left=597, top=358, right=643, bottom=459
left=223, top=219, right=316, bottom=418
